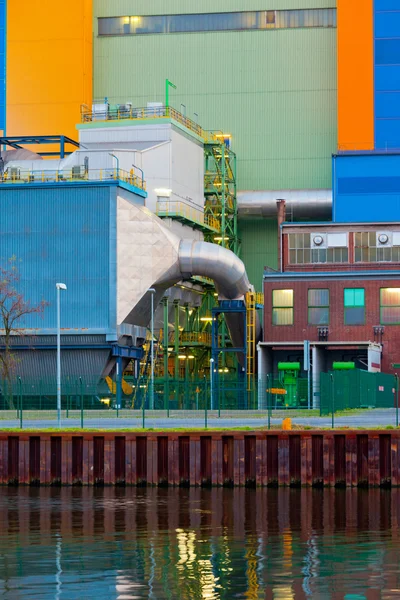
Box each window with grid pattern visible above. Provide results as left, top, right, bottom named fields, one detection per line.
left=344, top=289, right=365, bottom=325
left=98, top=9, right=337, bottom=36
left=308, top=289, right=329, bottom=325
left=272, top=289, right=293, bottom=325
left=354, top=232, right=400, bottom=262
left=288, top=233, right=348, bottom=265
left=380, top=288, right=400, bottom=325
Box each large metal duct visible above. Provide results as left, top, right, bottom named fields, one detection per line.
left=150, top=239, right=260, bottom=362
left=238, top=189, right=332, bottom=221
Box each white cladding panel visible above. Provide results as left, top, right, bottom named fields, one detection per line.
left=170, top=129, right=204, bottom=210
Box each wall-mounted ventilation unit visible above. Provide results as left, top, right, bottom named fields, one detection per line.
left=377, top=232, right=392, bottom=247
left=311, top=233, right=326, bottom=248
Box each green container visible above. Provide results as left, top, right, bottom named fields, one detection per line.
left=332, top=362, right=355, bottom=370
left=278, top=362, right=301, bottom=371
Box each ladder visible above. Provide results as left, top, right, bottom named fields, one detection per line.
left=246, top=291, right=256, bottom=392
left=132, top=329, right=163, bottom=408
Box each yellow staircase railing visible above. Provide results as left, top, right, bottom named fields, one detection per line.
left=246, top=292, right=256, bottom=392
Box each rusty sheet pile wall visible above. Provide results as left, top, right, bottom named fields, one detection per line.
left=1, top=431, right=399, bottom=488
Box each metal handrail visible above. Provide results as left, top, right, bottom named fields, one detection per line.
left=80, top=104, right=220, bottom=142
left=0, top=167, right=146, bottom=191
left=156, top=199, right=220, bottom=232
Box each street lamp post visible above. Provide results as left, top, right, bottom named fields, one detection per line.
left=210, top=358, right=214, bottom=411
left=56, top=283, right=67, bottom=429
left=148, top=288, right=156, bottom=410
left=109, top=153, right=120, bottom=179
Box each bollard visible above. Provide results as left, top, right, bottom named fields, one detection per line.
left=18, top=377, right=22, bottom=429
left=282, top=418, right=291, bottom=430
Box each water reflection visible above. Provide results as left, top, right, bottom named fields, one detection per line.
left=0, top=487, right=398, bottom=598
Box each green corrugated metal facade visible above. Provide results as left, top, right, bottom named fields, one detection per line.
left=239, top=219, right=278, bottom=292
left=93, top=1, right=337, bottom=283
left=93, top=2, right=337, bottom=191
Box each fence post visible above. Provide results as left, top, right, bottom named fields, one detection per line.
left=79, top=377, right=84, bottom=429
left=330, top=373, right=334, bottom=429
left=18, top=377, right=22, bottom=429
left=266, top=374, right=271, bottom=430
left=396, top=374, right=399, bottom=428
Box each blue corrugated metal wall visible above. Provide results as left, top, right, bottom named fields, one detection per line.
left=333, top=154, right=400, bottom=222
left=375, top=1, right=400, bottom=149
left=0, top=185, right=112, bottom=331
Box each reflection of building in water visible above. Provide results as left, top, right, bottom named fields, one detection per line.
left=0, top=488, right=397, bottom=598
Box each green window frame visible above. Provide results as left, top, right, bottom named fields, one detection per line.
left=344, top=288, right=365, bottom=325
left=380, top=288, right=400, bottom=325
left=272, top=289, right=293, bottom=325
left=308, top=289, right=329, bottom=325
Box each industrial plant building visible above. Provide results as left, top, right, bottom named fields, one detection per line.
left=0, top=1, right=399, bottom=410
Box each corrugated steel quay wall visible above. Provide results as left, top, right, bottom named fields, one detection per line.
left=2, top=431, right=399, bottom=488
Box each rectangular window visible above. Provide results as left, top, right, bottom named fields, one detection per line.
left=272, top=289, right=293, bottom=325
left=288, top=233, right=348, bottom=265
left=344, top=288, right=365, bottom=325
left=308, top=289, right=329, bottom=325
left=98, top=8, right=337, bottom=37
left=354, top=231, right=400, bottom=263
left=381, top=288, right=400, bottom=324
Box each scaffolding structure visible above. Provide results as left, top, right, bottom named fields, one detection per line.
left=204, top=135, right=238, bottom=254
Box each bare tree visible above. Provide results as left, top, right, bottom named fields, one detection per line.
left=0, top=259, right=48, bottom=407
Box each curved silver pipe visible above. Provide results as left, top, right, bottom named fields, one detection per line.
left=238, top=189, right=332, bottom=220
left=179, top=240, right=251, bottom=299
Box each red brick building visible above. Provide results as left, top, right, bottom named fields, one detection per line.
left=259, top=218, right=400, bottom=407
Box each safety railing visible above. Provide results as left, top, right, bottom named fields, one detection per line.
left=156, top=199, right=220, bottom=232
left=0, top=167, right=147, bottom=191
left=81, top=104, right=205, bottom=139
left=180, top=332, right=212, bottom=345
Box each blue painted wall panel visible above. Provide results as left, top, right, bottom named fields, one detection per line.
left=375, top=119, right=400, bottom=149
left=375, top=0, right=400, bottom=10
left=375, top=11, right=400, bottom=38
left=375, top=92, right=400, bottom=118
left=375, top=39, right=400, bottom=66
left=0, top=185, right=113, bottom=332
left=333, top=154, right=400, bottom=222
left=376, top=66, right=400, bottom=91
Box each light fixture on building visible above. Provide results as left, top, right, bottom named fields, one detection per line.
left=154, top=188, right=172, bottom=197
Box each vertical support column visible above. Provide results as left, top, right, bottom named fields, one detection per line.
left=220, top=141, right=226, bottom=249
left=163, top=297, right=169, bottom=411
left=116, top=355, right=122, bottom=410
left=312, top=346, right=325, bottom=410
left=174, top=300, right=180, bottom=408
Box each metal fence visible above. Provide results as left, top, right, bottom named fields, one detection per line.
left=0, top=373, right=398, bottom=429
left=320, top=370, right=396, bottom=416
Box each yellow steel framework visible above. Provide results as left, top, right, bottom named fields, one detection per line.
left=246, top=292, right=256, bottom=392
left=131, top=329, right=163, bottom=408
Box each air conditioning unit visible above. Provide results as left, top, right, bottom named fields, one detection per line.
left=377, top=232, right=392, bottom=247
left=311, top=233, right=327, bottom=248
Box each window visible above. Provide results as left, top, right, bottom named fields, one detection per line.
left=344, top=289, right=365, bottom=325
left=380, top=288, right=400, bottom=324
left=354, top=231, right=400, bottom=263
left=272, top=289, right=293, bottom=325
left=98, top=8, right=337, bottom=37
left=308, top=289, right=329, bottom=325
left=288, top=233, right=348, bottom=265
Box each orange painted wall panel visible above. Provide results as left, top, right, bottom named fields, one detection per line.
left=337, top=0, right=374, bottom=151
left=6, top=0, right=92, bottom=142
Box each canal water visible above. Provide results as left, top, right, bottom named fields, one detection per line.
left=0, top=487, right=398, bottom=599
